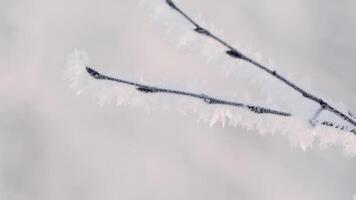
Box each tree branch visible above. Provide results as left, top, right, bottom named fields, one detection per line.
left=165, top=0, right=356, bottom=129
left=86, top=66, right=356, bottom=135
left=86, top=66, right=291, bottom=116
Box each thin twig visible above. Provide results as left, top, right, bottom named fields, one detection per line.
left=86, top=66, right=291, bottom=116
left=165, top=0, right=356, bottom=129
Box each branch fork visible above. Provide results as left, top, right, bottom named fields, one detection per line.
left=163, top=0, right=356, bottom=135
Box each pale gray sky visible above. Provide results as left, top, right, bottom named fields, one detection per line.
left=1, top=0, right=356, bottom=199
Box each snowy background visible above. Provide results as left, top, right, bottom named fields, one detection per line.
left=1, top=0, right=356, bottom=199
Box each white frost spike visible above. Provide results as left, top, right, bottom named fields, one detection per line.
left=63, top=49, right=89, bottom=95
left=64, top=49, right=121, bottom=108
left=209, top=108, right=232, bottom=128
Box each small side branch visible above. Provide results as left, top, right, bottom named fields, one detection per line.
left=310, top=107, right=324, bottom=126
left=86, top=66, right=291, bottom=117
left=165, top=0, right=356, bottom=129
left=308, top=108, right=356, bottom=134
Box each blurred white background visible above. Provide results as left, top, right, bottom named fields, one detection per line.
left=1, top=0, right=356, bottom=199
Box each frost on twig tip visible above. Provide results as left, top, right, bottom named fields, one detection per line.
left=86, top=66, right=106, bottom=80
left=166, top=0, right=176, bottom=9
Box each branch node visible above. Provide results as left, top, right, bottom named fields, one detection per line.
left=226, top=50, right=244, bottom=59
left=248, top=106, right=264, bottom=114
left=136, top=87, right=158, bottom=93
left=319, top=100, right=327, bottom=108
left=194, top=27, right=210, bottom=36
left=201, top=93, right=213, bottom=104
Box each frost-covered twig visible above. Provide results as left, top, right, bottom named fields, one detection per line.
left=165, top=0, right=356, bottom=130
left=85, top=66, right=291, bottom=116
left=86, top=66, right=356, bottom=135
